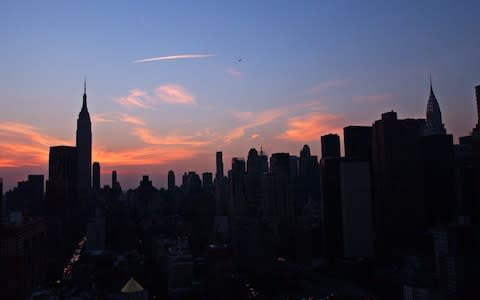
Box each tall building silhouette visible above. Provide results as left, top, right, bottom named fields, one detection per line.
left=298, top=145, right=320, bottom=212
left=246, top=148, right=263, bottom=214
left=168, top=170, right=175, bottom=191
left=202, top=172, right=213, bottom=189
left=48, top=146, right=78, bottom=185
left=92, top=162, right=100, bottom=190
left=76, top=79, right=92, bottom=194
left=339, top=159, right=374, bottom=257
left=231, top=158, right=246, bottom=217
left=112, top=170, right=118, bottom=188
left=321, top=134, right=341, bottom=158
left=371, top=111, right=427, bottom=257
left=7, top=175, right=44, bottom=217
left=473, top=85, right=480, bottom=136
left=424, top=78, right=447, bottom=136
left=320, top=156, right=343, bottom=259
left=471, top=85, right=480, bottom=222
left=421, top=134, right=455, bottom=225
left=259, top=147, right=269, bottom=173
left=0, top=177, right=3, bottom=224
left=45, top=146, right=78, bottom=277
left=263, top=153, right=295, bottom=223
left=343, top=126, right=372, bottom=160
left=216, top=151, right=224, bottom=182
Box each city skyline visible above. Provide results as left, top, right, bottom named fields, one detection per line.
left=2, top=1, right=480, bottom=190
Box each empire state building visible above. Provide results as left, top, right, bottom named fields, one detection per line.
left=76, top=80, right=92, bottom=193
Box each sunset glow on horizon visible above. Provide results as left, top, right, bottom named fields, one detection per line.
left=1, top=1, right=479, bottom=190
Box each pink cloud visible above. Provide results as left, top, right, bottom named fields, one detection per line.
left=155, top=84, right=196, bottom=105
left=93, top=146, right=197, bottom=167
left=0, top=121, right=72, bottom=167
left=120, top=114, right=146, bottom=126
left=131, top=127, right=208, bottom=146
left=225, top=108, right=287, bottom=143
left=278, top=113, right=343, bottom=142
left=305, top=80, right=349, bottom=95
left=115, top=89, right=153, bottom=109
left=92, top=113, right=116, bottom=123
left=227, top=67, right=242, bottom=77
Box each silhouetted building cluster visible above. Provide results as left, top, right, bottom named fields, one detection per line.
left=2, top=81, right=480, bottom=299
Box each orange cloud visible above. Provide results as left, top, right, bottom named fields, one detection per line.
left=93, top=146, right=197, bottom=167
left=115, top=89, right=153, bottom=109
left=132, top=127, right=208, bottom=146
left=279, top=113, right=343, bottom=141
left=225, top=108, right=290, bottom=143
left=92, top=113, right=116, bottom=123
left=0, top=121, right=72, bottom=167
left=0, top=120, right=201, bottom=169
left=120, top=114, right=146, bottom=126
left=92, top=112, right=147, bottom=127
left=155, top=84, right=196, bottom=105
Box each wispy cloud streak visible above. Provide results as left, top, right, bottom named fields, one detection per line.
left=132, top=127, right=208, bottom=146
left=133, top=54, right=214, bottom=63
left=155, top=85, right=196, bottom=105
left=115, top=89, right=153, bottom=109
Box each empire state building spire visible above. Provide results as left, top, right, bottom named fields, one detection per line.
left=81, top=77, right=88, bottom=115
left=424, top=76, right=446, bottom=136
left=77, top=79, right=92, bottom=192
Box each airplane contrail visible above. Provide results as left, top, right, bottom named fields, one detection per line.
left=133, top=54, right=215, bottom=63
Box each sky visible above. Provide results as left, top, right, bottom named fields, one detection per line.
left=1, top=0, right=479, bottom=190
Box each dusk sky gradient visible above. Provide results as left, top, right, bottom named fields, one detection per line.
left=1, top=0, right=479, bottom=190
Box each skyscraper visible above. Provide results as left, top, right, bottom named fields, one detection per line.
left=263, top=153, right=295, bottom=223
left=168, top=170, right=175, bottom=191
left=259, top=147, right=269, bottom=173
left=421, top=134, right=455, bottom=225
left=231, top=158, right=246, bottom=217
left=424, top=78, right=447, bottom=136
left=45, top=146, right=78, bottom=274
left=343, top=126, right=372, bottom=160
left=471, top=85, right=480, bottom=222
left=246, top=148, right=263, bottom=214
left=76, top=79, right=92, bottom=193
left=321, top=134, right=341, bottom=158
left=473, top=85, right=480, bottom=136
left=111, top=170, right=122, bottom=194
left=371, top=111, right=427, bottom=257
left=216, top=151, right=224, bottom=182
left=0, top=177, right=3, bottom=224
left=202, top=172, right=213, bottom=188
left=298, top=145, right=320, bottom=210
left=320, top=156, right=343, bottom=259
left=92, top=162, right=100, bottom=190
left=112, top=170, right=118, bottom=188
left=339, top=159, right=374, bottom=257
left=48, top=146, right=78, bottom=184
